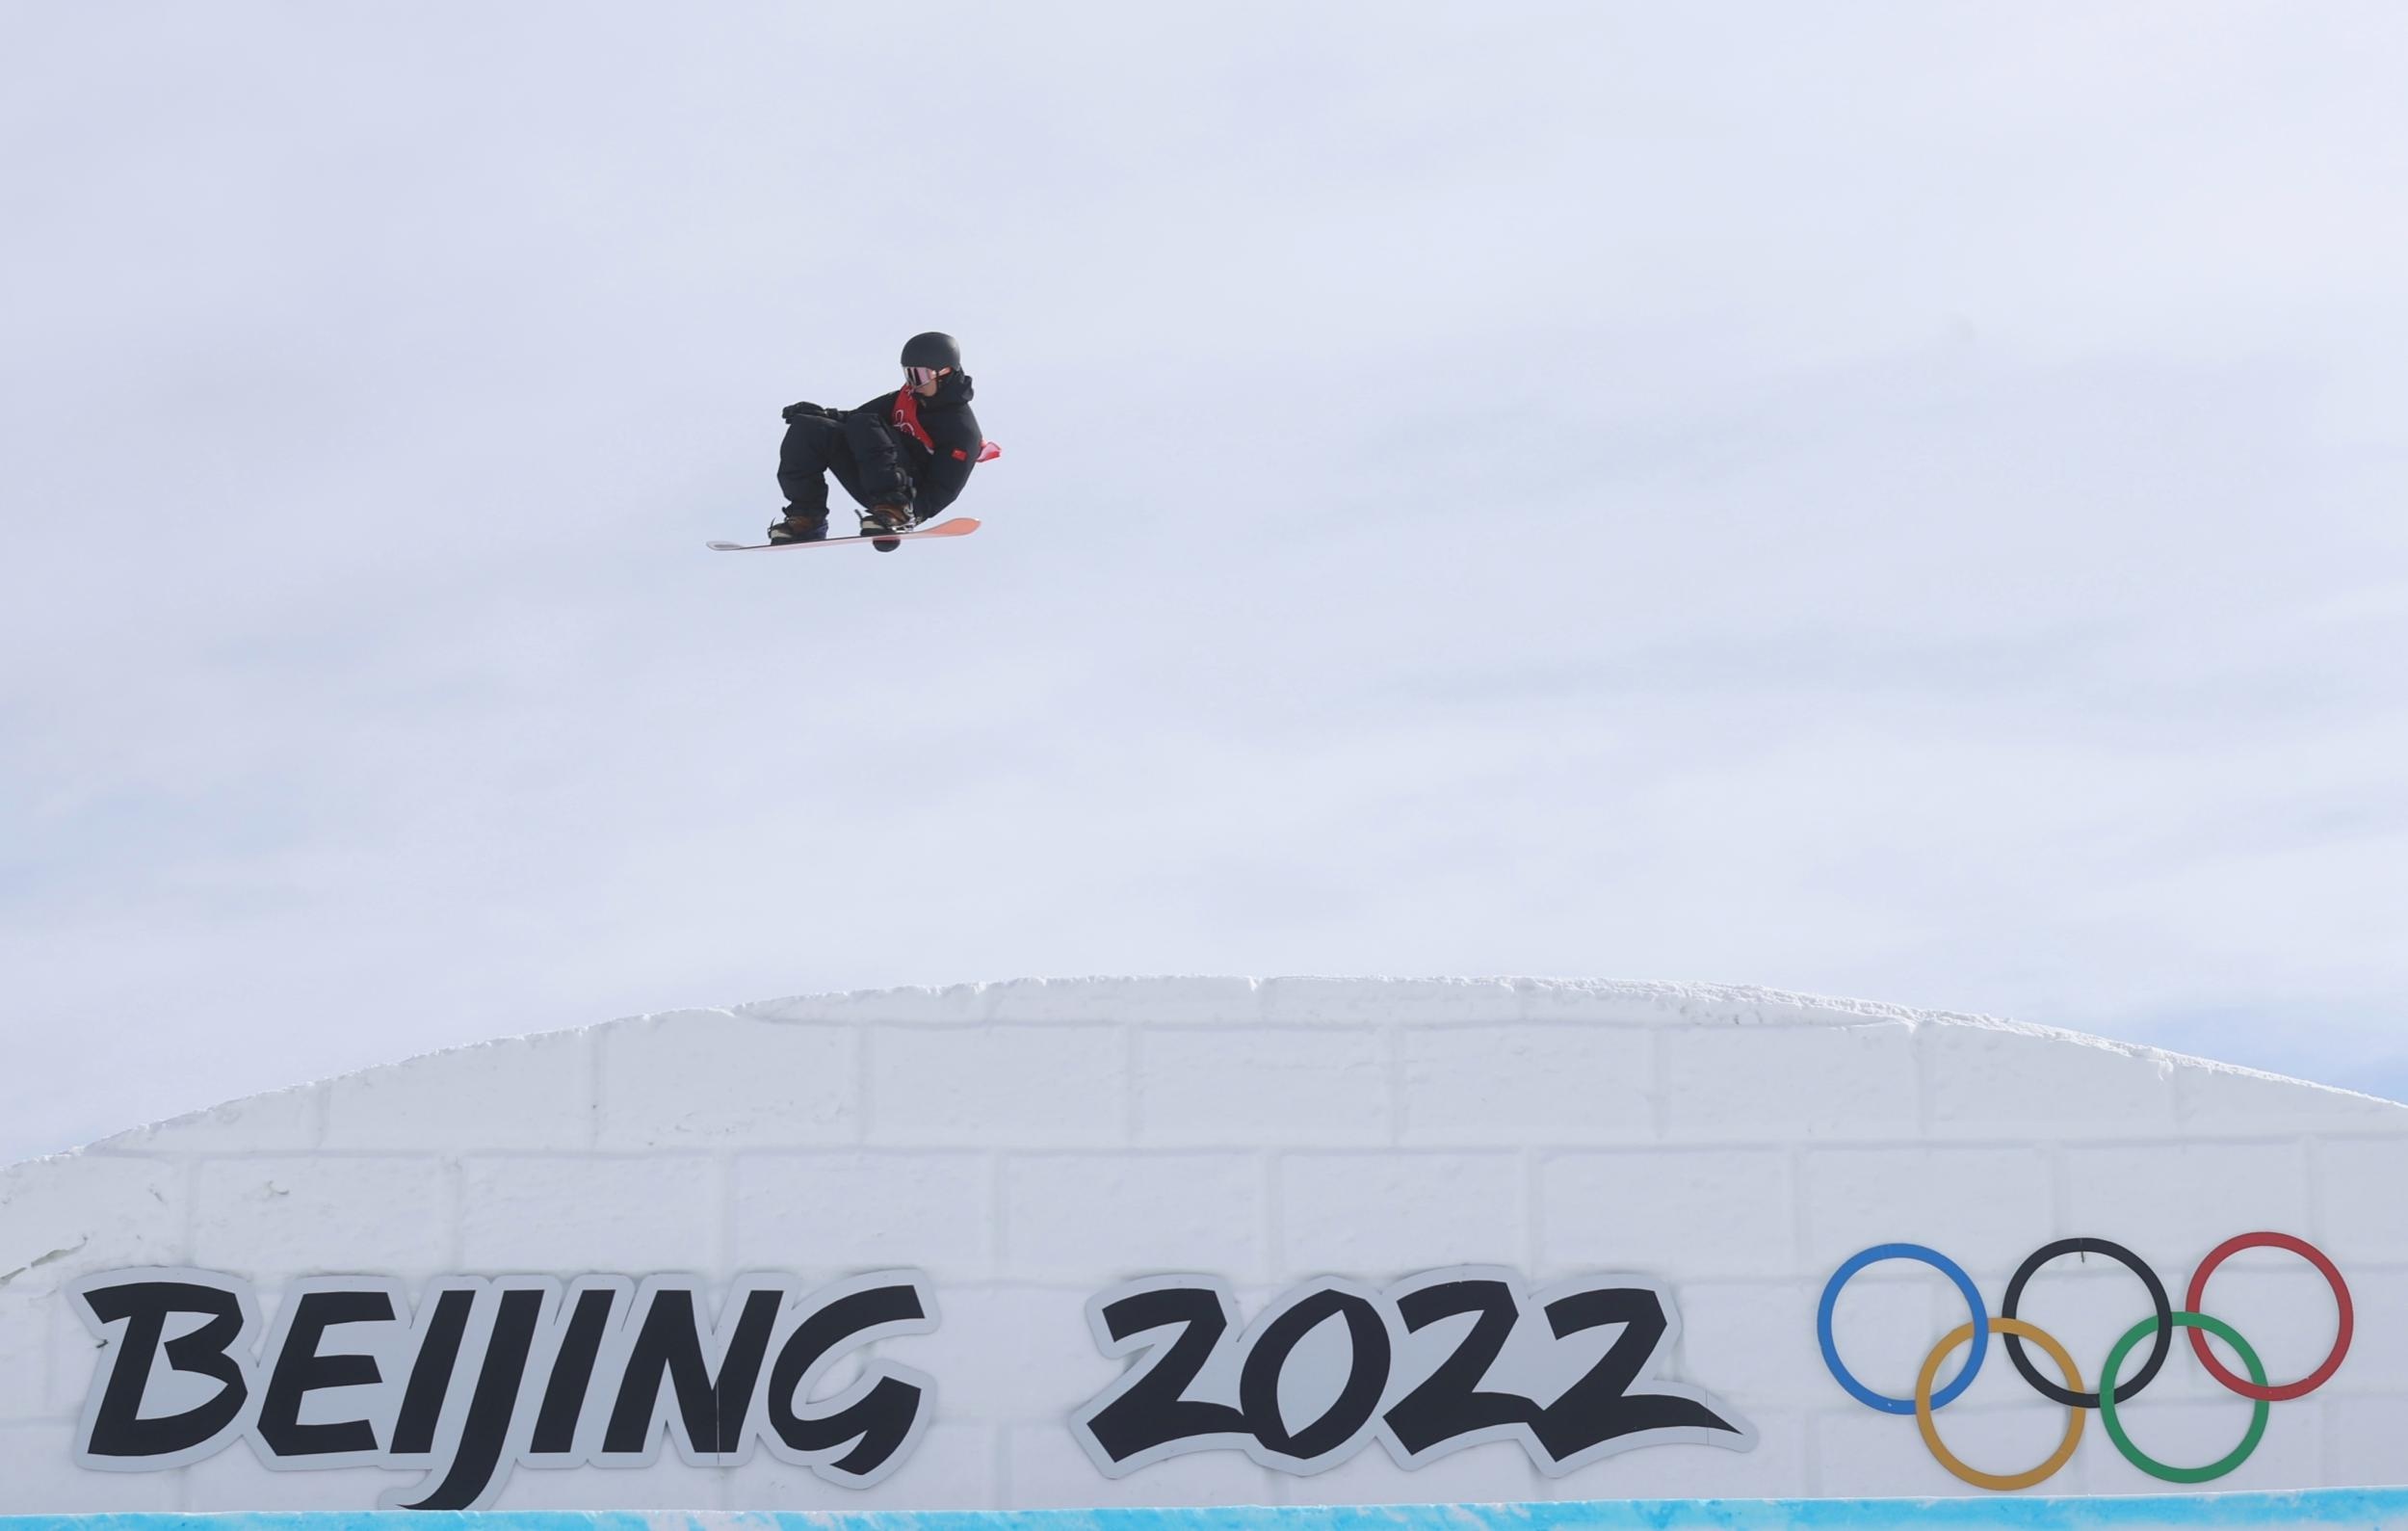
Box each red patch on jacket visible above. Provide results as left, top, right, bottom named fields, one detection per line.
left=953, top=448, right=969, bottom=461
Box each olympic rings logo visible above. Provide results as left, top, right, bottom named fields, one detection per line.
left=1819, top=1232, right=2353, bottom=1490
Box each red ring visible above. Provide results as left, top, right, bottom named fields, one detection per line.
left=2184, top=1231, right=2352, bottom=1401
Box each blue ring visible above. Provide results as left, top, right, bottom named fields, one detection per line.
left=1819, top=1243, right=1988, bottom=1414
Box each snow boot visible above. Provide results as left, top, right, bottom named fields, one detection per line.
left=862, top=503, right=911, bottom=552
left=768, top=510, right=829, bottom=544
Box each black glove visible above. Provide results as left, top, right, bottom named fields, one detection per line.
left=781, top=401, right=841, bottom=424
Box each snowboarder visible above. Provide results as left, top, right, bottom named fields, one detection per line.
left=770, top=331, right=983, bottom=551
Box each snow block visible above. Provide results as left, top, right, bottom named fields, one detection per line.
left=0, top=976, right=2400, bottom=1513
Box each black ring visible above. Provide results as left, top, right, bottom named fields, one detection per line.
left=2000, top=1237, right=2171, bottom=1408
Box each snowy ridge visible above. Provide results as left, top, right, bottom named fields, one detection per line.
left=32, top=976, right=2401, bottom=1170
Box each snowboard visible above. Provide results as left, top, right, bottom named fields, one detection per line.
left=708, top=517, right=981, bottom=553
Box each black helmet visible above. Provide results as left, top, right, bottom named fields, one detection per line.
left=901, top=331, right=961, bottom=370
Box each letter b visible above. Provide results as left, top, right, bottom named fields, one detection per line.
left=74, top=1274, right=255, bottom=1466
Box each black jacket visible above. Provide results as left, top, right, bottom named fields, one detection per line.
left=784, top=372, right=982, bottom=519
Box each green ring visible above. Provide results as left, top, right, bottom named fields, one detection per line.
left=2097, top=1310, right=2269, bottom=1484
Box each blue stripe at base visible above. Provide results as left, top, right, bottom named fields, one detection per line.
left=10, top=1495, right=2408, bottom=1531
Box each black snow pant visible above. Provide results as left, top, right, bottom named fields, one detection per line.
left=777, top=415, right=875, bottom=517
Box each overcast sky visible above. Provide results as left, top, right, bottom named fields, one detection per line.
left=4, top=3, right=2405, bottom=1164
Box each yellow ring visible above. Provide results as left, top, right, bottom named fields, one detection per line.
left=1914, top=1316, right=2086, bottom=1491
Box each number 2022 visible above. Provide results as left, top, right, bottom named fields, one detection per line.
left=1070, top=1266, right=1757, bottom=1479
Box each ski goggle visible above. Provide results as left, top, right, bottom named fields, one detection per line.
left=904, top=365, right=945, bottom=385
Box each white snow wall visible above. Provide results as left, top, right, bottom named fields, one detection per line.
left=0, top=975, right=2402, bottom=1512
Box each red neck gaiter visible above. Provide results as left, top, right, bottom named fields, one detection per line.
left=890, top=389, right=934, bottom=450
